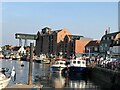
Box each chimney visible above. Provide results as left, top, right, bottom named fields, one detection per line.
left=105, top=29, right=108, bottom=35
left=108, top=27, right=110, bottom=33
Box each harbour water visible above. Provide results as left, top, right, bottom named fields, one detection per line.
left=0, top=59, right=102, bottom=90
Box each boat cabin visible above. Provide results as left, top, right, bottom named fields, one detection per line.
left=70, top=58, right=86, bottom=67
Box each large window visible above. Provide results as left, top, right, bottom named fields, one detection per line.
left=94, top=47, right=98, bottom=51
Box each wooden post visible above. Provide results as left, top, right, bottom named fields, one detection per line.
left=28, top=43, right=33, bottom=85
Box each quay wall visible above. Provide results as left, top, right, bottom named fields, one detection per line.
left=89, top=66, right=120, bottom=89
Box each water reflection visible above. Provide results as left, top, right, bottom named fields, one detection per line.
left=0, top=59, right=101, bottom=89
left=50, top=73, right=65, bottom=88
left=49, top=73, right=89, bottom=89
left=49, top=72, right=101, bottom=89
left=66, top=74, right=87, bottom=88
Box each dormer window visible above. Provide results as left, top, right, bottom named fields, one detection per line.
left=111, top=36, right=114, bottom=39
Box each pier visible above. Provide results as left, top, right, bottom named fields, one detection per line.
left=89, top=66, right=120, bottom=89
left=2, top=84, right=43, bottom=90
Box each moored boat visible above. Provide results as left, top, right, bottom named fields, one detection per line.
left=33, top=56, right=42, bottom=63
left=0, top=55, right=4, bottom=59
left=0, top=67, right=16, bottom=90
left=50, top=59, right=67, bottom=73
left=0, top=73, right=11, bottom=90
left=68, top=58, right=87, bottom=74
left=41, top=58, right=50, bottom=64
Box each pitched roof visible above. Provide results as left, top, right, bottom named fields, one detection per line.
left=114, top=32, right=120, bottom=40
left=101, top=31, right=120, bottom=40
left=85, top=40, right=100, bottom=47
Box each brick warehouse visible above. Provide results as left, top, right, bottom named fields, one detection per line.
left=35, top=27, right=92, bottom=58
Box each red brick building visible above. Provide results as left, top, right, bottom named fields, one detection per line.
left=35, top=27, right=92, bottom=58
left=35, top=27, right=71, bottom=56
left=63, top=35, right=92, bottom=58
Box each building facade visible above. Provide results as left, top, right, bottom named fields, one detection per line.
left=35, top=27, right=71, bottom=56
left=62, top=35, right=92, bottom=58
left=35, top=27, right=92, bottom=58
left=110, top=32, right=120, bottom=56
left=85, top=40, right=100, bottom=57
left=99, top=31, right=120, bottom=56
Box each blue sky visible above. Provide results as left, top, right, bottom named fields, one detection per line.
left=2, top=2, right=118, bottom=46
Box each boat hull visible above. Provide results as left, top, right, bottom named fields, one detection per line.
left=68, top=67, right=87, bottom=74
left=0, top=77, right=11, bottom=89
left=34, top=60, right=41, bottom=63
left=50, top=67, right=65, bottom=73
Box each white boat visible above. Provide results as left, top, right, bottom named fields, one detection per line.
left=50, top=60, right=67, bottom=73
left=34, top=54, right=47, bottom=63
left=0, top=67, right=16, bottom=90
left=34, top=57, right=42, bottom=63
left=0, top=73, right=11, bottom=90
left=0, top=68, right=11, bottom=90
left=68, top=58, right=87, bottom=74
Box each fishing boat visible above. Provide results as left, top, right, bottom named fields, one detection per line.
left=50, top=59, right=67, bottom=73
left=68, top=58, right=87, bottom=74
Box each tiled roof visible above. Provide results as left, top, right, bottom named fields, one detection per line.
left=101, top=31, right=120, bottom=40
left=85, top=40, right=100, bottom=47
left=114, top=32, right=120, bottom=40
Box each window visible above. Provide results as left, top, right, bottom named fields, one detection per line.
left=86, top=47, right=89, bottom=51
left=111, top=36, right=114, bottom=39
left=109, top=37, right=111, bottom=40
left=56, top=62, right=59, bottom=64
left=103, top=37, right=105, bottom=40
left=94, top=47, right=98, bottom=51
left=117, top=40, right=119, bottom=44
left=82, top=61, right=85, bottom=64
left=60, top=62, right=63, bottom=64
left=78, top=61, right=80, bottom=64
left=105, top=44, right=107, bottom=47
left=73, top=61, right=76, bottom=64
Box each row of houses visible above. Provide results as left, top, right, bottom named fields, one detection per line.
left=100, top=31, right=120, bottom=57
left=35, top=27, right=120, bottom=58
left=35, top=27, right=97, bottom=58
left=1, top=27, right=119, bottom=59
